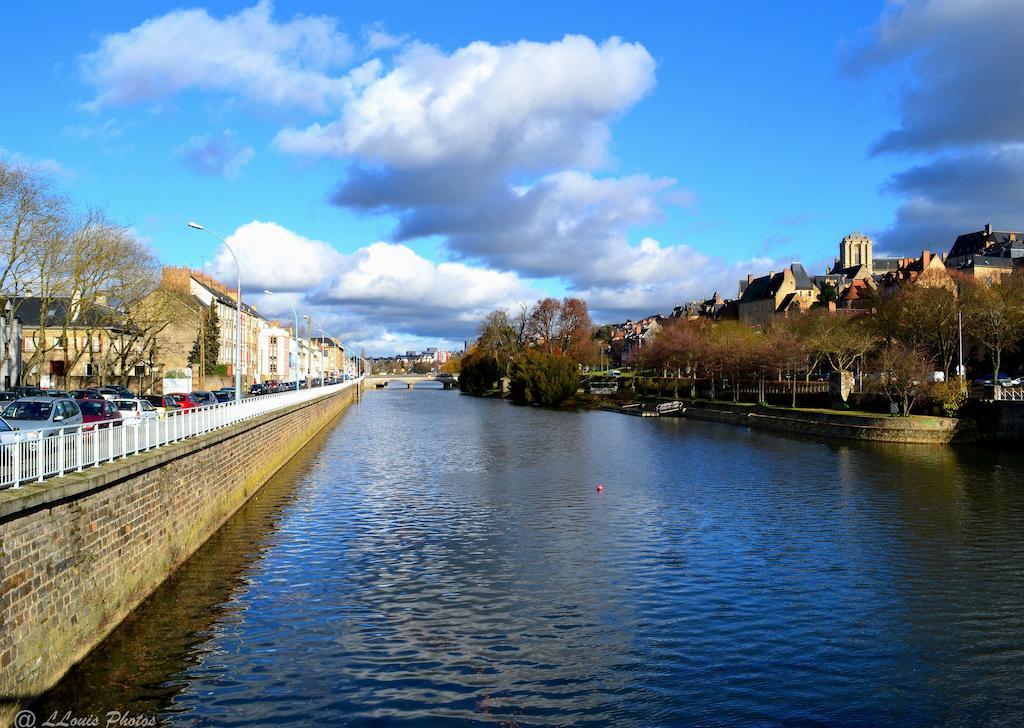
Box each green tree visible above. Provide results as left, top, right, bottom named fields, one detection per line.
left=188, top=306, right=220, bottom=375
left=459, top=348, right=500, bottom=395
left=509, top=350, right=579, bottom=406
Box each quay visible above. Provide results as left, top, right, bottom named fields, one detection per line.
left=0, top=380, right=363, bottom=723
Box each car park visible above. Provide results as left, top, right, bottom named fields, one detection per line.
left=1, top=397, right=83, bottom=435
left=78, top=398, right=123, bottom=430
left=113, top=398, right=158, bottom=424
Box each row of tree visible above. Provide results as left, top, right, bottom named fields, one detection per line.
left=636, top=270, right=1024, bottom=414
left=1, top=160, right=176, bottom=387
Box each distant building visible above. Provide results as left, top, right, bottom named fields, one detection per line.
left=737, top=263, right=818, bottom=329
left=879, top=250, right=950, bottom=291
left=945, top=223, right=1024, bottom=282
left=829, top=231, right=900, bottom=285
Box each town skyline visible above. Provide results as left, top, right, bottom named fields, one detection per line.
left=2, top=0, right=1019, bottom=356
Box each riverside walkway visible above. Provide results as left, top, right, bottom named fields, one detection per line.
left=0, top=378, right=362, bottom=490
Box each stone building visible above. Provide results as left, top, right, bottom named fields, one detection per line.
left=945, top=224, right=1024, bottom=282
left=737, top=263, right=819, bottom=329
left=161, top=267, right=266, bottom=387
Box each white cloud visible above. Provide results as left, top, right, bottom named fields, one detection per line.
left=177, top=130, right=254, bottom=178
left=275, top=34, right=655, bottom=172
left=362, top=22, right=409, bottom=53
left=0, top=148, right=75, bottom=180
left=209, top=220, right=538, bottom=353
left=80, top=0, right=353, bottom=113
left=212, top=221, right=345, bottom=291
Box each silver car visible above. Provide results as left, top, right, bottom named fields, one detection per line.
left=0, top=397, right=83, bottom=437
left=113, top=398, right=158, bottom=424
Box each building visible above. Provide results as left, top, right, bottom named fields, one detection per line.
left=828, top=231, right=900, bottom=289
left=16, top=296, right=145, bottom=390
left=878, top=250, right=950, bottom=291
left=161, top=267, right=266, bottom=387
left=258, top=323, right=299, bottom=383
left=945, top=224, right=1024, bottom=282
left=737, top=263, right=819, bottom=329
left=0, top=305, right=23, bottom=389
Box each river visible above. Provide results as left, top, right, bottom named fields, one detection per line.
left=32, top=385, right=1024, bottom=725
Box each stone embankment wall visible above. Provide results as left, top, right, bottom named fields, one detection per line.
left=0, top=384, right=359, bottom=720
left=681, top=401, right=962, bottom=444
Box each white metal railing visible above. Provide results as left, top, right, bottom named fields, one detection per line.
left=0, top=378, right=361, bottom=490
left=996, top=384, right=1024, bottom=401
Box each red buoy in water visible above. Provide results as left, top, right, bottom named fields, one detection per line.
left=596, top=484, right=604, bottom=492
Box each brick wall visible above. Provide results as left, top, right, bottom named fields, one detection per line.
left=0, top=384, right=359, bottom=719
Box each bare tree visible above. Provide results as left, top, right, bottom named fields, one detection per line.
left=871, top=342, right=934, bottom=416
left=0, top=160, right=68, bottom=382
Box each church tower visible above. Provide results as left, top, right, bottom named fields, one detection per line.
left=840, top=232, right=873, bottom=275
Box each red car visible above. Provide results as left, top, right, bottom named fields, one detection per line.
left=78, top=398, right=122, bottom=430
left=166, top=393, right=202, bottom=410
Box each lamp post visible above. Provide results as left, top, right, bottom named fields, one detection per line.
left=304, top=315, right=327, bottom=386
left=264, top=290, right=301, bottom=394
left=187, top=222, right=242, bottom=403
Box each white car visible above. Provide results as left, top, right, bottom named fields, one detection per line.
left=113, top=398, right=158, bottom=424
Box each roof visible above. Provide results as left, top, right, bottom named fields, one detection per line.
left=738, top=264, right=814, bottom=304
left=954, top=255, right=1015, bottom=269
left=11, top=297, right=129, bottom=330
left=949, top=228, right=1024, bottom=260
left=191, top=277, right=263, bottom=319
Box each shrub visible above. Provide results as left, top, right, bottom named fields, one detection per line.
left=932, top=379, right=968, bottom=417
left=459, top=349, right=500, bottom=395
left=510, top=350, right=579, bottom=406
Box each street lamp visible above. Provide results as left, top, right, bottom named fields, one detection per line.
left=304, top=314, right=327, bottom=386
left=187, top=222, right=242, bottom=403
left=264, top=290, right=301, bottom=394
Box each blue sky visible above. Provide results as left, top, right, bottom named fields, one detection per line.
left=1, top=1, right=1018, bottom=354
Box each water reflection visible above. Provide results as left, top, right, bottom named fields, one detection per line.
left=35, top=389, right=1024, bottom=726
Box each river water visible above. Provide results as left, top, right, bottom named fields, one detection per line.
left=33, top=385, right=1024, bottom=725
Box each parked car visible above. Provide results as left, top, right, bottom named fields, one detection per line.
left=8, top=386, right=46, bottom=398
left=1, top=397, right=83, bottom=435
left=113, top=398, right=158, bottom=424
left=97, top=385, right=133, bottom=401
left=166, top=392, right=202, bottom=410
left=190, top=391, right=218, bottom=407
left=77, top=398, right=123, bottom=430
left=974, top=374, right=1013, bottom=386
left=213, top=390, right=233, bottom=403
left=248, top=383, right=267, bottom=396
left=45, top=389, right=73, bottom=399
left=143, top=394, right=182, bottom=415
left=73, top=388, right=104, bottom=400
left=217, top=387, right=236, bottom=399
left=0, top=391, right=17, bottom=402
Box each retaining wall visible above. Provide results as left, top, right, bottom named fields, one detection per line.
left=0, top=384, right=359, bottom=720
left=681, top=401, right=964, bottom=444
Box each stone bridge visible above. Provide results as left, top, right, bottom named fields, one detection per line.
left=365, top=373, right=459, bottom=390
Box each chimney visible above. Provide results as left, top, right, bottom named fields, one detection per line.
left=769, top=271, right=775, bottom=279
left=747, top=274, right=754, bottom=284
left=985, top=223, right=993, bottom=236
